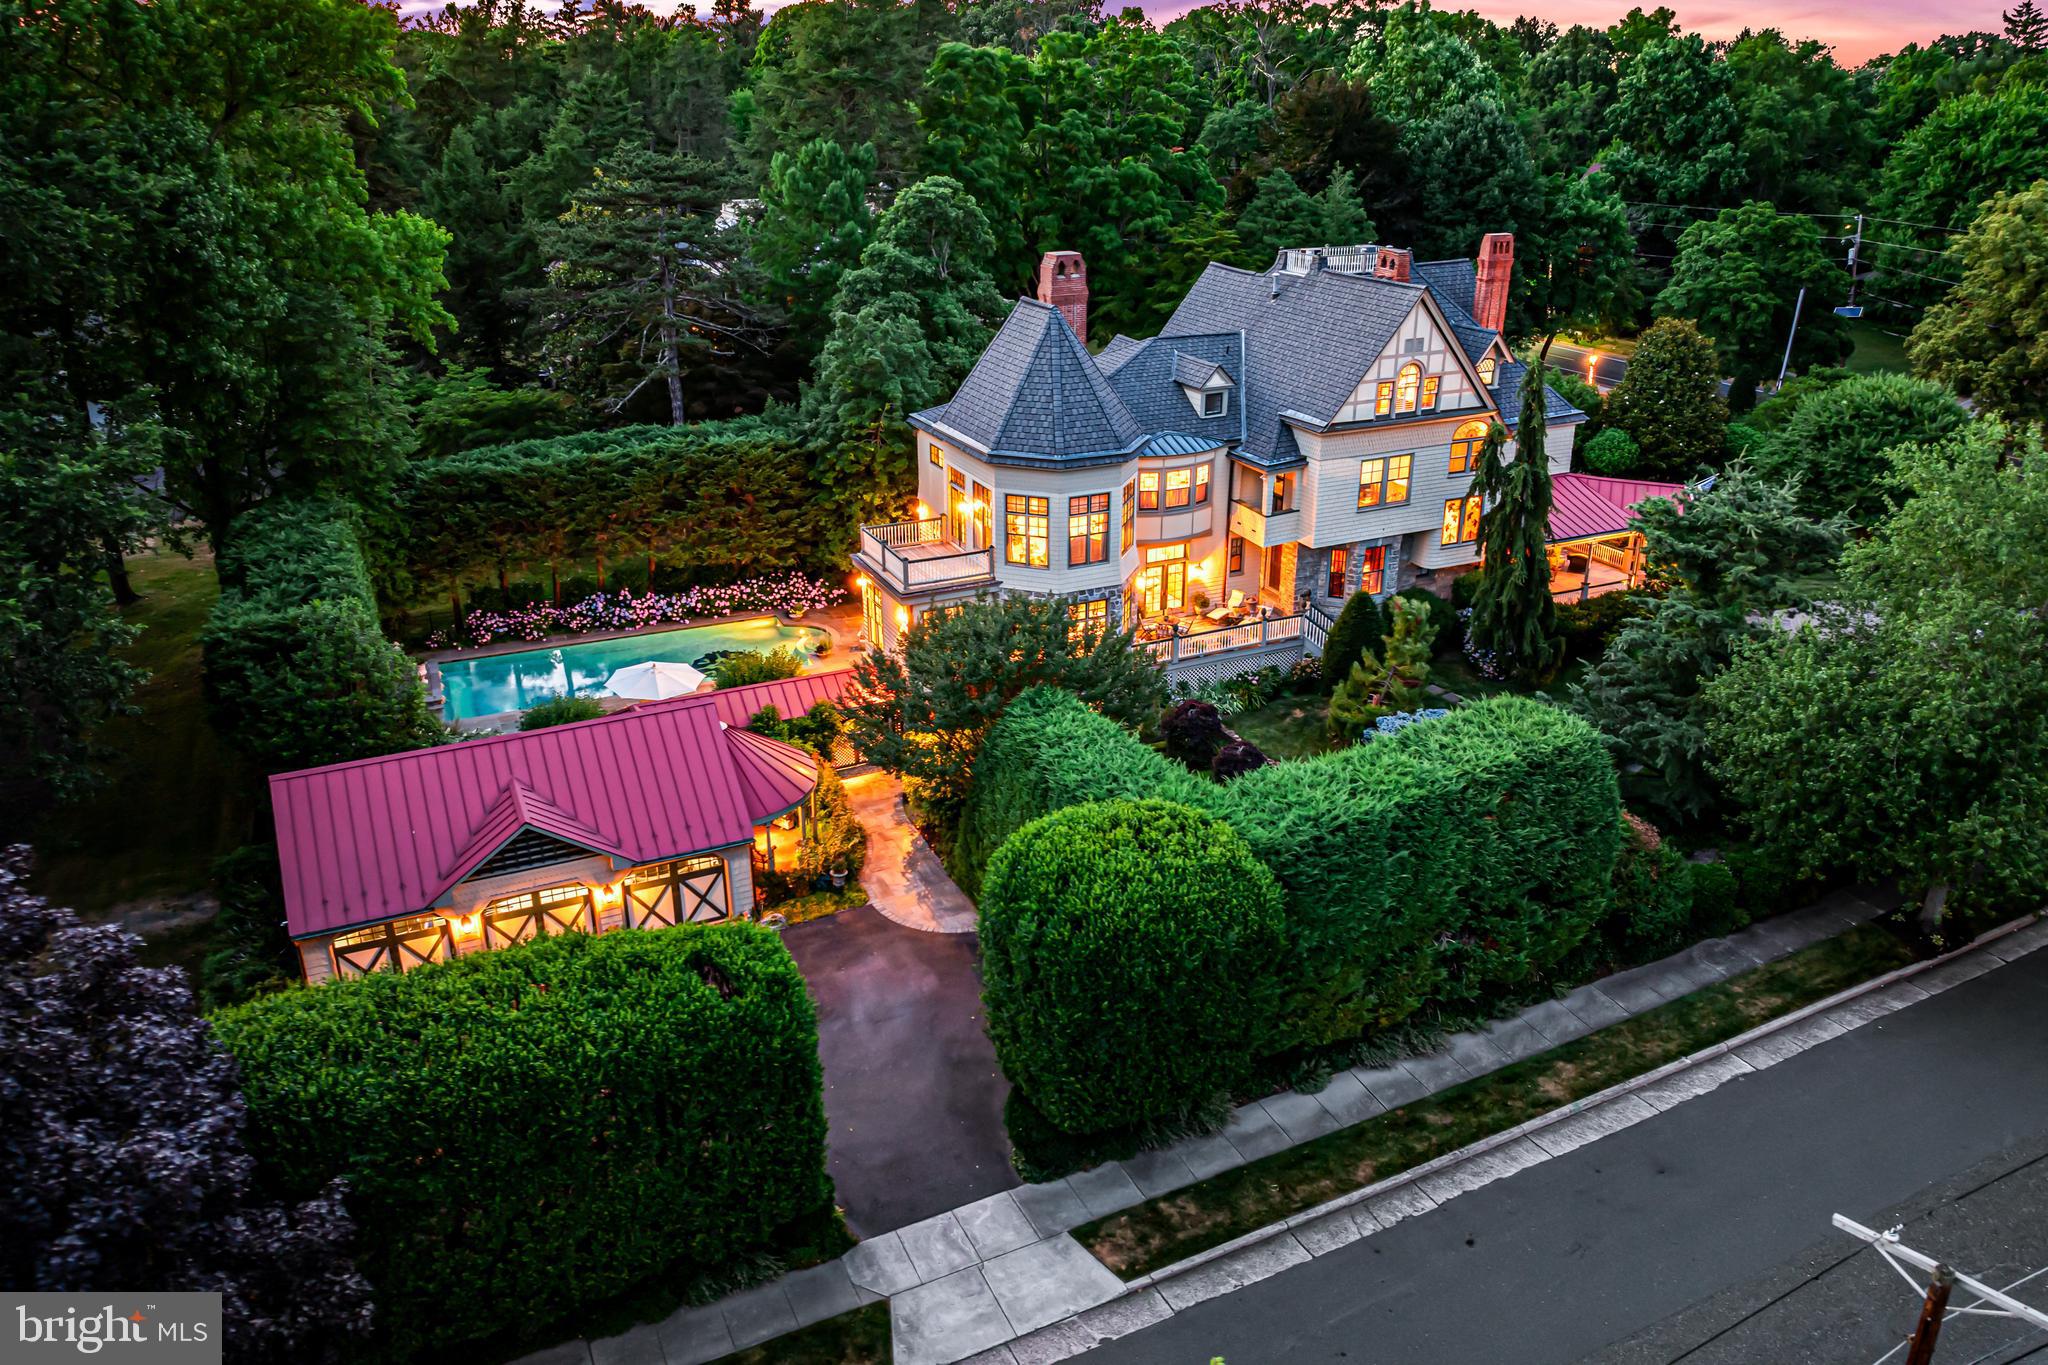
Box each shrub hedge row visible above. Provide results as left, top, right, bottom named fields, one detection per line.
left=212, top=924, right=833, bottom=1363
left=979, top=800, right=1289, bottom=1134
left=964, top=689, right=1622, bottom=1077
left=202, top=497, right=442, bottom=773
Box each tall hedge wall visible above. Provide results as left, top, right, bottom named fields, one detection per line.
left=211, top=923, right=833, bottom=1363
left=202, top=497, right=441, bottom=773
left=961, top=689, right=1622, bottom=1053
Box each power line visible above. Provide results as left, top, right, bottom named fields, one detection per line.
left=1868, top=263, right=1962, bottom=288
left=1862, top=213, right=1961, bottom=234
left=1863, top=238, right=1956, bottom=258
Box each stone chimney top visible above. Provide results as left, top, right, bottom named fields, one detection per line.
left=1473, top=232, right=1514, bottom=334
left=1036, top=251, right=1088, bottom=344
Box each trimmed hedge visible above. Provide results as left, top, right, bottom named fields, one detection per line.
left=211, top=925, right=833, bottom=1362
left=962, top=689, right=1622, bottom=1057
left=979, top=800, right=1288, bottom=1134
left=203, top=497, right=442, bottom=773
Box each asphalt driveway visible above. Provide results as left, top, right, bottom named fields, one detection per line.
left=782, top=907, right=1018, bottom=1236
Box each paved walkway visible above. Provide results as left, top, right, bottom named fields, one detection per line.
left=521, top=888, right=1945, bottom=1365
left=845, top=772, right=977, bottom=934
left=782, top=908, right=1017, bottom=1237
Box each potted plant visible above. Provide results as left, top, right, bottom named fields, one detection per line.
left=829, top=862, right=848, bottom=890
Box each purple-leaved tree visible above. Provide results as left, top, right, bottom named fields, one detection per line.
left=0, top=847, right=373, bottom=1361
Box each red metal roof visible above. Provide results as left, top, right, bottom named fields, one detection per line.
left=707, top=667, right=857, bottom=728
left=270, top=694, right=819, bottom=940
left=1548, top=473, right=1684, bottom=543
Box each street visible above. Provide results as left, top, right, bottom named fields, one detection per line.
left=1086, top=943, right=2048, bottom=1364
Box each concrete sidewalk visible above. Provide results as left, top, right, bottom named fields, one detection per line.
left=518, top=887, right=1927, bottom=1365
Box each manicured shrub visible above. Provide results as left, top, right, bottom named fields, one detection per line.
left=1319, top=589, right=1387, bottom=694
left=1750, top=371, right=1969, bottom=521
left=1603, top=813, right=1695, bottom=960
left=203, top=498, right=442, bottom=773
left=1394, top=586, right=1457, bottom=653
left=954, top=687, right=1208, bottom=898
left=1553, top=588, right=1655, bottom=662
left=1685, top=860, right=1744, bottom=939
left=211, top=925, right=833, bottom=1363
left=1450, top=566, right=1485, bottom=609
left=979, top=800, right=1289, bottom=1135
left=1582, top=427, right=1641, bottom=475
left=1211, top=739, right=1270, bottom=780
left=711, top=645, right=806, bottom=688
left=1161, top=699, right=1229, bottom=771
left=519, top=695, right=607, bottom=729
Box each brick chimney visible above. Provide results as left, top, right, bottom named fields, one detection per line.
left=1036, top=250, right=1088, bottom=343
left=1472, top=232, right=1514, bottom=333
left=1372, top=246, right=1412, bottom=283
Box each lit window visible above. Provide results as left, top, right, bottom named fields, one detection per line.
left=1194, top=464, right=1211, bottom=504
left=1005, top=494, right=1049, bottom=567
left=1358, top=455, right=1412, bottom=508
left=1121, top=479, right=1136, bottom=552
left=1395, top=362, right=1423, bottom=414
left=1449, top=419, right=1489, bottom=475
left=1420, top=375, right=1440, bottom=410
left=1478, top=356, right=1497, bottom=385
left=1373, top=382, right=1394, bottom=417
left=929, top=440, right=944, bottom=467
left=1165, top=468, right=1192, bottom=508
left=1442, top=494, right=1482, bottom=546
left=1202, top=389, right=1227, bottom=417
left=1228, top=535, right=1244, bottom=573
left=1138, top=471, right=1159, bottom=511
left=1327, top=546, right=1349, bottom=598
left=1359, top=545, right=1386, bottom=594
left=1068, top=492, right=1110, bottom=565
left=1066, top=597, right=1108, bottom=645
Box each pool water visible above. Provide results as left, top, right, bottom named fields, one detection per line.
left=436, top=617, right=831, bottom=722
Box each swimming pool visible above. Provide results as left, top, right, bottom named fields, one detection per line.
left=436, top=617, right=831, bottom=722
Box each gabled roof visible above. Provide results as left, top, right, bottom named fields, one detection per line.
left=1096, top=334, right=1146, bottom=375
left=1099, top=332, right=1243, bottom=447
left=1549, top=473, right=1685, bottom=542
left=271, top=693, right=819, bottom=939
left=915, top=298, right=1143, bottom=464
left=1491, top=360, right=1589, bottom=431
left=1172, top=352, right=1230, bottom=388
left=1413, top=257, right=1477, bottom=318
left=1159, top=263, right=1422, bottom=464
left=707, top=667, right=857, bottom=728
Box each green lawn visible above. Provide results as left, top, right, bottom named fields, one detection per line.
left=33, top=548, right=255, bottom=920
left=1844, top=318, right=1912, bottom=375
left=1073, top=924, right=1914, bottom=1280
left=1230, top=694, right=1339, bottom=761
left=1426, top=653, right=1587, bottom=705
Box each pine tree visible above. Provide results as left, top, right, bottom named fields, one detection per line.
left=1327, top=595, right=1433, bottom=739
left=2006, top=0, right=2047, bottom=52
left=1319, top=588, right=1387, bottom=697
left=1233, top=169, right=1323, bottom=265
left=752, top=139, right=878, bottom=356
left=1469, top=379, right=1563, bottom=682
left=529, top=145, right=762, bottom=425
left=1315, top=167, right=1376, bottom=243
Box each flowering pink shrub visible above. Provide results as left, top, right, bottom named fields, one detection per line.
left=426, top=575, right=845, bottom=650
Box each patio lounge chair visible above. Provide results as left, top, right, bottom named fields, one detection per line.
left=1206, top=589, right=1245, bottom=622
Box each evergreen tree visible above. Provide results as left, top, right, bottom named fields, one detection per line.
left=1396, top=97, right=1541, bottom=261
left=1315, top=168, right=1375, bottom=243
left=1575, top=462, right=1843, bottom=824
left=1602, top=318, right=1729, bottom=478
left=511, top=71, right=642, bottom=227
left=1327, top=595, right=1432, bottom=739
left=1469, top=383, right=1562, bottom=682
left=529, top=145, right=761, bottom=425
left=753, top=139, right=879, bottom=357
left=1233, top=169, right=1323, bottom=264
left=1319, top=589, right=1388, bottom=697
left=2006, top=0, right=2048, bottom=51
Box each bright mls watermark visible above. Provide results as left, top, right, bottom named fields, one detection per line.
left=1, top=1295, right=219, bottom=1364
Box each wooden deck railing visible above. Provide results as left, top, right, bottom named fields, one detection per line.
left=857, top=518, right=995, bottom=592
left=1142, top=611, right=1307, bottom=663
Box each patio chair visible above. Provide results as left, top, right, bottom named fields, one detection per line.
left=1206, top=589, right=1245, bottom=622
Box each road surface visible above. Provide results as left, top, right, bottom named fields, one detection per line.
left=1088, top=943, right=2048, bottom=1364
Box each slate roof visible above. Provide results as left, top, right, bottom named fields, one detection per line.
left=913, top=298, right=1144, bottom=463
left=270, top=693, right=819, bottom=938
left=1413, top=257, right=1501, bottom=368
left=1160, top=263, right=1420, bottom=464
left=1096, top=334, right=1146, bottom=375
left=1099, top=332, right=1242, bottom=451
left=1490, top=360, right=1588, bottom=431
left=1172, top=351, right=1229, bottom=388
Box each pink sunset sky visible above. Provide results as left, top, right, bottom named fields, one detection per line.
left=396, top=0, right=2007, bottom=65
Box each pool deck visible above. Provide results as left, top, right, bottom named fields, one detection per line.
left=427, top=605, right=866, bottom=733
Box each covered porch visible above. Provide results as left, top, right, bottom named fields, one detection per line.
left=1545, top=473, right=1684, bottom=603
left=1548, top=531, right=1647, bottom=601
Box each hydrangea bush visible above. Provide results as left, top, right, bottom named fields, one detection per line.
left=426, top=574, right=845, bottom=649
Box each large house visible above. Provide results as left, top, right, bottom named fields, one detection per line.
left=854, top=236, right=1670, bottom=681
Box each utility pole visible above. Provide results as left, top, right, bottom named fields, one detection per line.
left=1776, top=285, right=1808, bottom=388
left=1834, top=213, right=1867, bottom=320
left=1902, top=1265, right=1954, bottom=1365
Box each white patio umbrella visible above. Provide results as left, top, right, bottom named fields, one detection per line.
left=603, top=660, right=707, bottom=700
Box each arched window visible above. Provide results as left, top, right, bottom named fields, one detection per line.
left=1449, top=419, right=1490, bottom=475
left=1478, top=356, right=1497, bottom=385
left=1395, top=362, right=1423, bottom=414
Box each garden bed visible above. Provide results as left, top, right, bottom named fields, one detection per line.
left=718, top=1301, right=889, bottom=1365
left=1072, top=923, right=1914, bottom=1280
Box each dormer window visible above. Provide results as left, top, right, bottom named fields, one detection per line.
left=1478, top=356, right=1497, bottom=385
left=1395, top=362, right=1423, bottom=414
left=1201, top=389, right=1227, bottom=418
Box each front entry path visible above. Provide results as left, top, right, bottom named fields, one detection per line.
left=783, top=906, right=1017, bottom=1238
left=844, top=773, right=978, bottom=934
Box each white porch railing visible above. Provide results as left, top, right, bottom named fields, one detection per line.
left=1143, top=611, right=1306, bottom=664
left=857, top=518, right=995, bottom=593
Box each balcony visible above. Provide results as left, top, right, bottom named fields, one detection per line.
left=1229, top=498, right=1303, bottom=547
left=856, top=518, right=996, bottom=595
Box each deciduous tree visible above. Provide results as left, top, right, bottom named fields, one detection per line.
left=1750, top=371, right=1968, bottom=520
left=1908, top=180, right=2048, bottom=428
